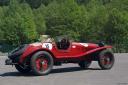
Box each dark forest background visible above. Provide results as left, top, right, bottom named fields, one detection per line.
left=0, top=0, right=128, bottom=52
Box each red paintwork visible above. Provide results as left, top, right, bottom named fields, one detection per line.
left=101, top=54, right=112, bottom=65
left=20, top=42, right=112, bottom=63
left=36, top=58, right=48, bottom=71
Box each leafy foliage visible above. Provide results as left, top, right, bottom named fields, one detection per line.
left=0, top=0, right=38, bottom=46
left=45, top=0, right=89, bottom=41
left=33, top=5, right=46, bottom=35
left=0, top=0, right=128, bottom=52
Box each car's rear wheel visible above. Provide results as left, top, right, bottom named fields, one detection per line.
left=78, top=61, right=92, bottom=69
left=31, top=51, right=53, bottom=76
left=98, top=50, right=114, bottom=70
left=15, top=64, right=31, bottom=73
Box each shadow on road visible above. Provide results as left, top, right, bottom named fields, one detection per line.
left=0, top=71, right=35, bottom=77
left=0, top=67, right=102, bottom=77
left=51, top=67, right=102, bottom=74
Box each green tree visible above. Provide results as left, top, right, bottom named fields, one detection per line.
left=26, top=0, right=42, bottom=8
left=76, top=0, right=90, bottom=5
left=103, top=8, right=128, bottom=44
left=33, top=5, right=46, bottom=35
left=42, top=0, right=53, bottom=6
left=0, top=7, right=4, bottom=43
left=107, top=0, right=128, bottom=11
left=82, top=0, right=109, bottom=42
left=1, top=0, right=38, bottom=46
left=0, top=0, right=10, bottom=6
left=45, top=0, right=89, bottom=41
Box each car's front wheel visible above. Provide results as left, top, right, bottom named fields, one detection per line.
left=31, top=51, right=53, bottom=76
left=98, top=50, right=114, bottom=70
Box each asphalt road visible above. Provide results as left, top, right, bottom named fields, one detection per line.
left=0, top=53, right=128, bottom=85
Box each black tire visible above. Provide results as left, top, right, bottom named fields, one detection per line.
left=78, top=61, right=92, bottom=69
left=15, top=64, right=31, bottom=73
left=31, top=51, right=53, bottom=76
left=98, top=49, right=114, bottom=70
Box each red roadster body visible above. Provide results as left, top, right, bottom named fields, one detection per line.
left=5, top=36, right=114, bottom=76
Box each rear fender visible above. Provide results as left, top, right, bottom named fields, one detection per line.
left=84, top=46, right=112, bottom=56
left=76, top=46, right=112, bottom=58
left=91, top=46, right=113, bottom=60
left=82, top=46, right=112, bottom=61
left=19, top=45, right=54, bottom=63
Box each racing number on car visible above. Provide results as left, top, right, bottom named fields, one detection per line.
left=45, top=44, right=49, bottom=49
left=42, top=43, right=52, bottom=50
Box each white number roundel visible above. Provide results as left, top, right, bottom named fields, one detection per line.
left=42, top=43, right=52, bottom=50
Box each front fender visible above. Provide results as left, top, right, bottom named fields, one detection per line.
left=19, top=45, right=53, bottom=63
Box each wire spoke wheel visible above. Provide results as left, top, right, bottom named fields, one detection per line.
left=98, top=50, right=114, bottom=70
left=31, top=51, right=53, bottom=76
left=35, top=57, right=49, bottom=72
left=100, top=55, right=111, bottom=66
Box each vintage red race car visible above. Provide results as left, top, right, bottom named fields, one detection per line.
left=5, top=36, right=114, bottom=76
